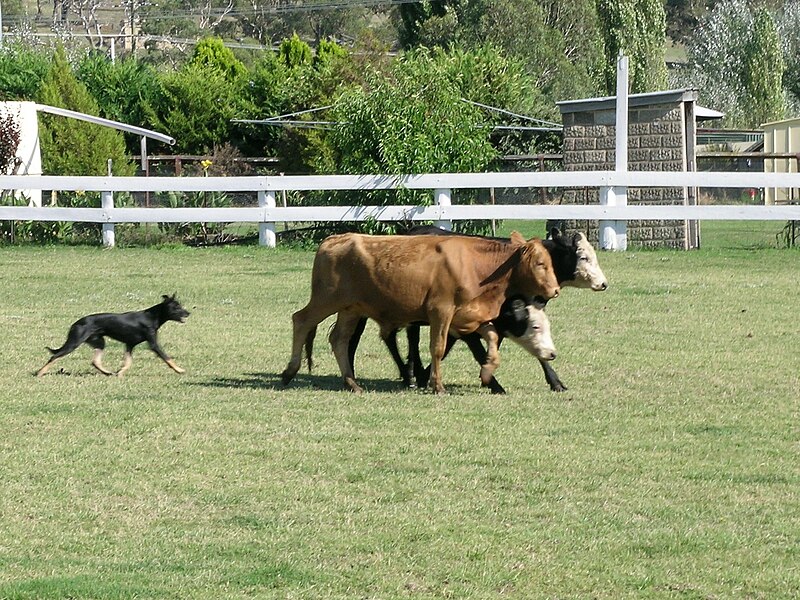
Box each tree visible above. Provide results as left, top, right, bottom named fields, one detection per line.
left=152, top=64, right=244, bottom=154
left=76, top=52, right=165, bottom=154
left=741, top=6, right=784, bottom=127
left=323, top=47, right=498, bottom=236
left=596, top=0, right=668, bottom=94
left=683, top=0, right=786, bottom=128
left=777, top=1, right=800, bottom=111
left=190, top=36, right=247, bottom=81
left=0, top=42, right=50, bottom=101
left=396, top=0, right=604, bottom=103
left=279, top=33, right=313, bottom=69
left=397, top=0, right=451, bottom=48
left=37, top=45, right=134, bottom=177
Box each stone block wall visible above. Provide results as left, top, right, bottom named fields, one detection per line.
left=559, top=103, right=690, bottom=249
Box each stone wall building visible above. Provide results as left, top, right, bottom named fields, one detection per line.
left=556, top=88, right=718, bottom=249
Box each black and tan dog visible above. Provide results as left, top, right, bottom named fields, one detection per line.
left=36, top=294, right=190, bottom=377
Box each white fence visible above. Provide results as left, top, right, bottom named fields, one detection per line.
left=2, top=171, right=800, bottom=249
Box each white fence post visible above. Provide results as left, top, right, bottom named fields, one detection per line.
left=101, top=190, right=115, bottom=248
left=434, top=188, right=451, bottom=230
left=259, top=190, right=276, bottom=247
left=600, top=53, right=629, bottom=251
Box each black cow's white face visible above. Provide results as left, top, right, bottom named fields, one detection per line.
left=568, top=233, right=609, bottom=291
left=505, top=304, right=557, bottom=362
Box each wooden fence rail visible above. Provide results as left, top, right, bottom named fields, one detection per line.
left=2, top=171, right=800, bottom=249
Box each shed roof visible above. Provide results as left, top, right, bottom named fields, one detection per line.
left=557, top=88, right=700, bottom=114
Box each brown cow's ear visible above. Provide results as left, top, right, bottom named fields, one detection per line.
left=509, top=231, right=526, bottom=245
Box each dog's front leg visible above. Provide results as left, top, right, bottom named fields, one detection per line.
left=149, top=339, right=185, bottom=374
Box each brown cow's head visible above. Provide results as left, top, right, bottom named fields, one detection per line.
left=510, top=231, right=560, bottom=301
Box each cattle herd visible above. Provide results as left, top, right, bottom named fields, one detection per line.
left=281, top=226, right=608, bottom=394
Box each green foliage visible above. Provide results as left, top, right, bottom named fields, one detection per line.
left=152, top=64, right=244, bottom=154
left=324, top=48, right=499, bottom=234
left=329, top=51, right=496, bottom=176
left=279, top=33, right=313, bottom=69
left=398, top=0, right=458, bottom=49
left=684, top=0, right=788, bottom=128
left=0, top=42, right=50, bottom=101
left=741, top=7, right=785, bottom=126
left=398, top=0, right=604, bottom=101
left=76, top=52, right=165, bottom=154
left=779, top=2, right=800, bottom=107
left=314, top=38, right=348, bottom=68
left=36, top=46, right=135, bottom=178
left=191, top=37, right=247, bottom=81
left=596, top=0, right=668, bottom=94
left=157, top=190, right=233, bottom=244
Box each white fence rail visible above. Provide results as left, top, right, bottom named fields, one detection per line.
left=2, top=171, right=800, bottom=249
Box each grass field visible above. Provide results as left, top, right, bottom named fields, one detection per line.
left=1, top=223, right=798, bottom=599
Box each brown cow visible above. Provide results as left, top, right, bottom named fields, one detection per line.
left=281, top=231, right=560, bottom=394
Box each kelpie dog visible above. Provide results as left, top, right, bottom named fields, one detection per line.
left=36, top=294, right=190, bottom=377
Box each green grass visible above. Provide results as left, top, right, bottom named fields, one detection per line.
left=1, top=230, right=799, bottom=599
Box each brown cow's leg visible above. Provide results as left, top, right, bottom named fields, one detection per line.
left=427, top=313, right=452, bottom=394
left=282, top=303, right=336, bottom=386
left=476, top=323, right=500, bottom=386
left=329, top=311, right=364, bottom=393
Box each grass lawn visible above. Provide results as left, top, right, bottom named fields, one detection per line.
left=0, top=225, right=798, bottom=599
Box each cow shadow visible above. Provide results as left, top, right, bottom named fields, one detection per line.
left=194, top=372, right=412, bottom=393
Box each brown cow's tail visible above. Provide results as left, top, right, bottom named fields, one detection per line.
left=304, top=326, right=317, bottom=372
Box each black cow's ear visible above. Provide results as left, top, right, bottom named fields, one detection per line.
left=549, top=227, right=561, bottom=241
left=510, top=298, right=527, bottom=320
left=571, top=232, right=582, bottom=247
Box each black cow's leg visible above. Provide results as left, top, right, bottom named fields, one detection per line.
left=383, top=329, right=413, bottom=387
left=540, top=358, right=568, bottom=392
left=348, top=317, right=368, bottom=377
left=461, top=333, right=505, bottom=394
left=406, top=325, right=423, bottom=388
left=466, top=330, right=507, bottom=394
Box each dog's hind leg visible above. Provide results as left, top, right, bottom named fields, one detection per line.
left=36, top=324, right=88, bottom=377
left=36, top=356, right=59, bottom=377
left=88, top=337, right=114, bottom=376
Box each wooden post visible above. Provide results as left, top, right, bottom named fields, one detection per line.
left=259, top=190, right=276, bottom=247
left=434, top=188, right=452, bottom=230
left=101, top=190, right=115, bottom=248
left=600, top=53, right=628, bottom=251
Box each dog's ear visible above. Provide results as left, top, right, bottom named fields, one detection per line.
left=162, top=294, right=170, bottom=302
